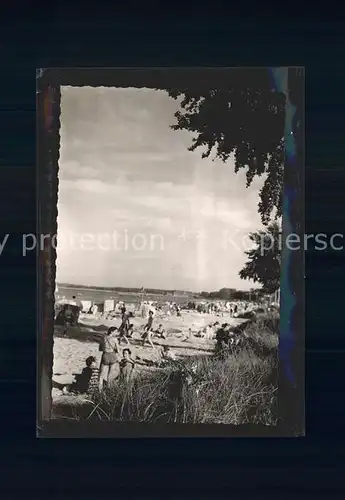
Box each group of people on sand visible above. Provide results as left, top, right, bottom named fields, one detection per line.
left=116, top=306, right=167, bottom=348
left=62, top=335, right=137, bottom=397
left=59, top=300, right=239, bottom=398
left=61, top=305, right=177, bottom=397
left=88, top=305, right=153, bottom=391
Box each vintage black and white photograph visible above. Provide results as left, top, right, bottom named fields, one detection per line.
left=39, top=68, right=304, bottom=433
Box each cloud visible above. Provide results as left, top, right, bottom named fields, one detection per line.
left=59, top=160, right=99, bottom=180
left=198, top=197, right=252, bottom=229
left=60, top=178, right=121, bottom=195
left=57, top=87, right=266, bottom=291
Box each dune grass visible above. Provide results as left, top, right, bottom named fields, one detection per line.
left=56, top=312, right=279, bottom=425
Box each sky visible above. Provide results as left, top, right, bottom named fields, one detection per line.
left=56, top=86, right=265, bottom=292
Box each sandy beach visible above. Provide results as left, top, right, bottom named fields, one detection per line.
left=52, top=311, right=245, bottom=407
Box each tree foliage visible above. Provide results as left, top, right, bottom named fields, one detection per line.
left=239, top=221, right=281, bottom=293
left=168, top=69, right=286, bottom=225
left=200, top=288, right=263, bottom=301
left=200, top=288, right=236, bottom=300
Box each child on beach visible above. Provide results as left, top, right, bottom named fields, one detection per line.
left=62, top=356, right=99, bottom=395
left=154, top=324, right=166, bottom=339
left=163, top=345, right=177, bottom=360
left=158, top=345, right=177, bottom=367
left=86, top=358, right=100, bottom=396
left=119, top=348, right=136, bottom=384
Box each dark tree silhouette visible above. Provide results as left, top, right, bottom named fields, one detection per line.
left=167, top=69, right=286, bottom=225
left=239, top=221, right=281, bottom=293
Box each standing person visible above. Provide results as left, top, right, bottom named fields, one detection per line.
left=188, top=327, right=194, bottom=341
left=118, top=328, right=130, bottom=345
left=118, top=308, right=130, bottom=345
left=142, top=327, right=155, bottom=349
left=119, top=306, right=129, bottom=334
left=98, top=326, right=120, bottom=390
left=204, top=325, right=212, bottom=340
left=126, top=323, right=135, bottom=339
left=142, top=310, right=155, bottom=348
left=60, top=304, right=78, bottom=334
left=63, top=305, right=75, bottom=326
left=144, top=310, right=154, bottom=333
left=182, top=327, right=193, bottom=342
left=119, top=348, right=136, bottom=384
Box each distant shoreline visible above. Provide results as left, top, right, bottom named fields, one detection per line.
left=57, top=283, right=196, bottom=297
left=56, top=283, right=262, bottom=301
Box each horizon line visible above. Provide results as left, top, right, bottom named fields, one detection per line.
left=56, top=282, right=261, bottom=295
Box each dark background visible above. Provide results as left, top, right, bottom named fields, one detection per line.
left=1, top=10, right=345, bottom=497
